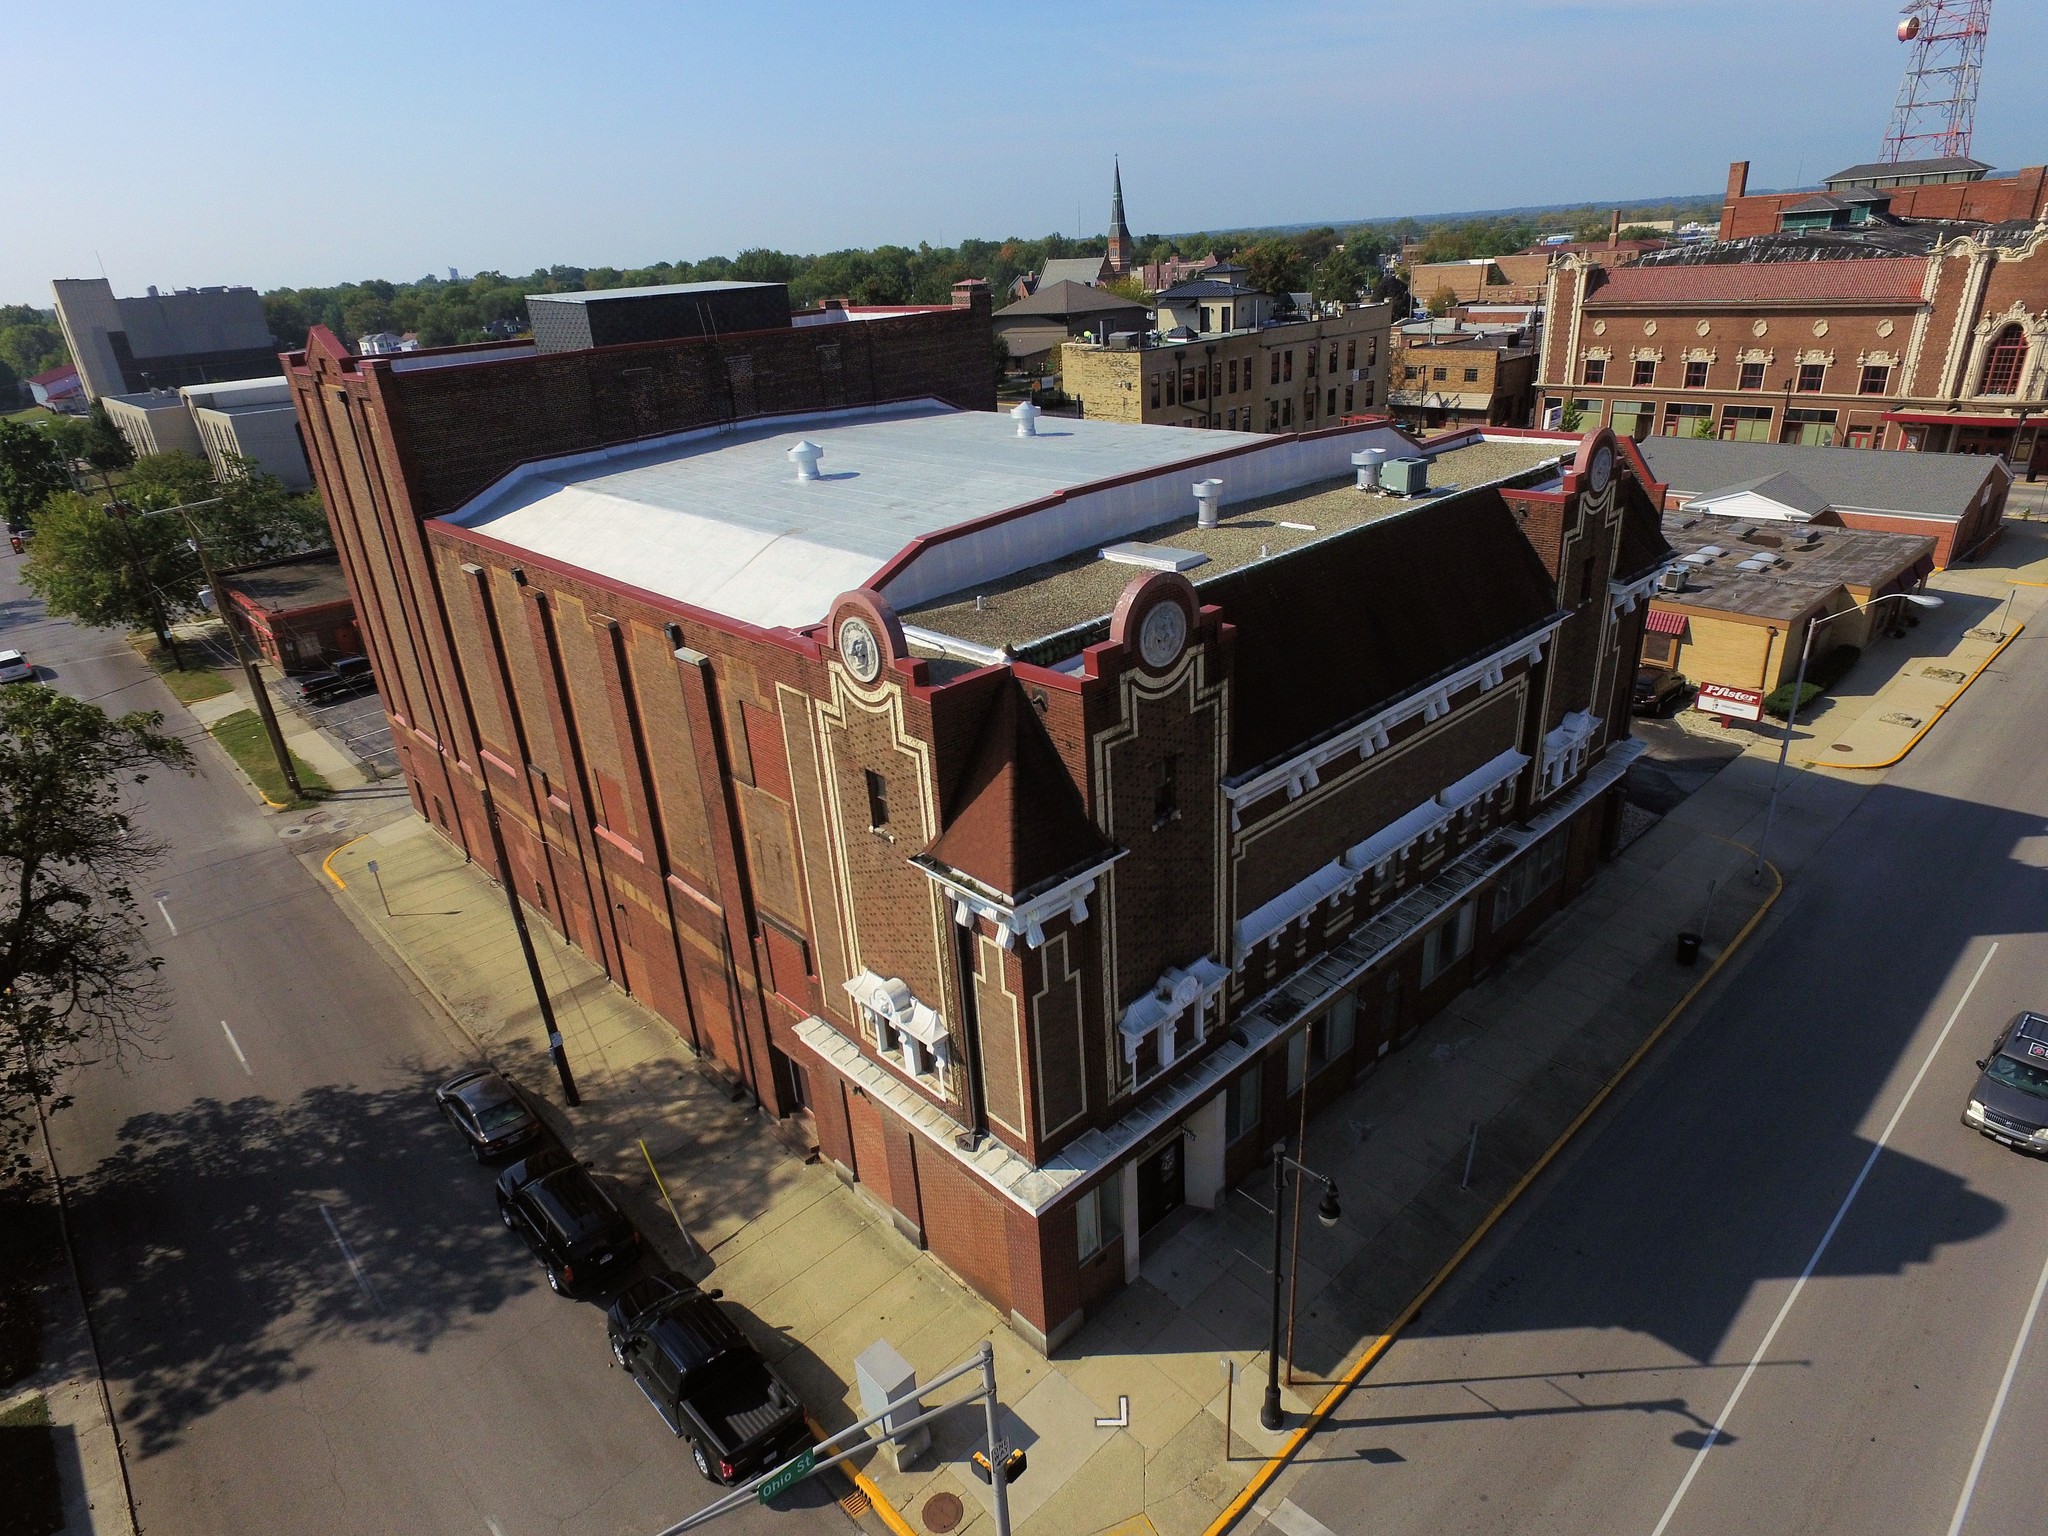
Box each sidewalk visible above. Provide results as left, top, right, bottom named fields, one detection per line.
left=300, top=717, right=1860, bottom=1536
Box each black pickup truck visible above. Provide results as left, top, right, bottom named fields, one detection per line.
left=606, top=1272, right=812, bottom=1486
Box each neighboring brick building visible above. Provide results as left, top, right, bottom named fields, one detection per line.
left=1539, top=219, right=2048, bottom=474
left=218, top=549, right=360, bottom=671
left=1410, top=253, right=1552, bottom=310
left=289, top=279, right=1667, bottom=1351
left=1718, top=157, right=2048, bottom=241
left=1389, top=322, right=1537, bottom=430
left=1063, top=301, right=1391, bottom=433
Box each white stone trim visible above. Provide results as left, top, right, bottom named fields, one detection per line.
left=1222, top=619, right=1562, bottom=826
left=1438, top=747, right=1530, bottom=813
left=1234, top=859, right=1362, bottom=962
left=1537, top=710, right=1601, bottom=797
left=919, top=850, right=1121, bottom=950
left=1118, top=957, right=1230, bottom=1069
left=1609, top=566, right=1662, bottom=615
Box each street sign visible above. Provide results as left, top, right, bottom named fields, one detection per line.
left=756, top=1448, right=814, bottom=1503
left=1695, top=682, right=1764, bottom=722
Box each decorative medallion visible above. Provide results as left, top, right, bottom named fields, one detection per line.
left=1813, top=319, right=1829, bottom=338
left=837, top=615, right=883, bottom=684
left=1878, top=319, right=1895, bottom=338
left=1643, top=320, right=1658, bottom=336
left=1752, top=319, right=1769, bottom=338
left=1138, top=599, right=1188, bottom=670
left=1592, top=319, right=1607, bottom=336
left=1695, top=320, right=1711, bottom=338
left=1589, top=444, right=1615, bottom=495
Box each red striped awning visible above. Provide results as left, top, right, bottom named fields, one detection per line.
left=1644, top=608, right=1688, bottom=635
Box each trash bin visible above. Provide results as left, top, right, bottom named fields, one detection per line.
left=1675, top=931, right=1702, bottom=966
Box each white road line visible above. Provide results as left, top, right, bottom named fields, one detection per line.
left=486, top=1522, right=508, bottom=1536
left=1943, top=1238, right=2048, bottom=1536
left=319, top=1204, right=381, bottom=1310
left=154, top=897, right=177, bottom=937
left=1648, top=939, right=2001, bottom=1536
left=219, top=1020, right=251, bottom=1075
left=1255, top=1499, right=1337, bottom=1536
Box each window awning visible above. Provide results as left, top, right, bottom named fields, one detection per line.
left=1644, top=608, right=1688, bottom=635
left=1880, top=410, right=2027, bottom=428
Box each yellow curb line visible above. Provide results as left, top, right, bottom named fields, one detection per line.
left=800, top=1414, right=915, bottom=1536
left=1804, top=621, right=2023, bottom=771
left=321, top=833, right=368, bottom=889
left=2010, top=580, right=2048, bottom=588
left=1203, top=858, right=1785, bottom=1536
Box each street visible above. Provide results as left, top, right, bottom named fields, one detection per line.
left=2, top=557, right=851, bottom=1536
left=1260, top=618, right=2048, bottom=1531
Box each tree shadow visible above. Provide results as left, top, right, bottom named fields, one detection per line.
left=71, top=1067, right=541, bottom=1458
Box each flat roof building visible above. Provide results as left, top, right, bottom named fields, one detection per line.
left=102, top=389, right=204, bottom=459
left=218, top=548, right=360, bottom=672
left=288, top=285, right=1666, bottom=1349
left=51, top=277, right=278, bottom=401
left=526, top=281, right=792, bottom=353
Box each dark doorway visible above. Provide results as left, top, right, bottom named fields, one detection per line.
left=1136, top=1135, right=1185, bottom=1234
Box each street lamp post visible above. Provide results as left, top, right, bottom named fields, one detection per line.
left=1752, top=588, right=1943, bottom=881
left=109, top=495, right=303, bottom=800
left=1262, top=1141, right=1341, bottom=1431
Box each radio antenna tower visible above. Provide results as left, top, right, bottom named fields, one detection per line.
left=1880, top=1, right=1992, bottom=163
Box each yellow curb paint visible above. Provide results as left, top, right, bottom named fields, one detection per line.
left=321, top=833, right=368, bottom=889
left=1202, top=860, right=1785, bottom=1536
left=800, top=1414, right=916, bottom=1536
left=1806, top=621, right=2023, bottom=771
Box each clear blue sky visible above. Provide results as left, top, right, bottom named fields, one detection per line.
left=7, top=0, right=2045, bottom=307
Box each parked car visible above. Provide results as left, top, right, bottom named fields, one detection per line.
left=1632, top=666, right=1688, bottom=717
left=0, top=650, right=34, bottom=685
left=606, top=1270, right=812, bottom=1485
left=1963, top=1010, right=2048, bottom=1152
left=434, top=1068, right=544, bottom=1162
left=495, top=1145, right=642, bottom=1296
left=294, top=655, right=375, bottom=704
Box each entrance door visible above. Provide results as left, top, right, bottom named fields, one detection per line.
left=1136, top=1135, right=1185, bottom=1235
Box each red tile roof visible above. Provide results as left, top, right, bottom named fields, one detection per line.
left=1586, top=258, right=1928, bottom=307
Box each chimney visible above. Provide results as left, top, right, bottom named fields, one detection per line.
left=1608, top=210, right=1621, bottom=250
left=1726, top=160, right=1750, bottom=202
left=1194, top=478, right=1223, bottom=528
left=952, top=278, right=989, bottom=310
left=788, top=441, right=823, bottom=481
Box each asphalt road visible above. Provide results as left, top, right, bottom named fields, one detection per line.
left=1, top=558, right=848, bottom=1536
left=1263, top=627, right=2048, bottom=1532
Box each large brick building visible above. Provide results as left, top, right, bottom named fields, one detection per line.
left=1539, top=214, right=2048, bottom=475
left=1389, top=321, right=1537, bottom=430
left=1718, top=157, right=2048, bottom=241
left=288, top=285, right=1669, bottom=1351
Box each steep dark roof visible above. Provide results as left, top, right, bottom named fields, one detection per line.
left=1826, top=156, right=1990, bottom=184
left=1636, top=437, right=2004, bottom=521
left=921, top=676, right=1113, bottom=903
left=993, top=280, right=1148, bottom=322
left=1210, top=492, right=1563, bottom=777
left=1615, top=490, right=1677, bottom=583
left=1156, top=277, right=1269, bottom=303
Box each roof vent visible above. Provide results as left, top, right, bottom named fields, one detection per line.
left=788, top=440, right=823, bottom=481
left=1102, top=541, right=1210, bottom=573
left=1194, top=478, right=1224, bottom=529
left=1010, top=400, right=1041, bottom=438
left=1352, top=447, right=1389, bottom=490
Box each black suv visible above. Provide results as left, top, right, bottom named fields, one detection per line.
left=495, top=1146, right=642, bottom=1295
left=294, top=655, right=375, bottom=705
left=1633, top=666, right=1688, bottom=717
left=1963, top=1011, right=2048, bottom=1152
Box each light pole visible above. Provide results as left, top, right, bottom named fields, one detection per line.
left=1752, top=588, right=1943, bottom=881
left=109, top=495, right=304, bottom=799
left=1262, top=1141, right=1340, bottom=1430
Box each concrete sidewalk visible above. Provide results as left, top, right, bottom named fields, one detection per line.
left=298, top=720, right=1862, bottom=1536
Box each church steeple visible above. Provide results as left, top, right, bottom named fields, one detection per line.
left=1106, top=157, right=1133, bottom=277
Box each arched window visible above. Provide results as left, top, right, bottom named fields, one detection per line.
left=1979, top=324, right=2028, bottom=396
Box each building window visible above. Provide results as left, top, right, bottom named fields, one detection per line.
left=1305, top=390, right=1317, bottom=422
left=1683, top=360, right=1709, bottom=389
left=1344, top=385, right=1354, bottom=412
left=1227, top=407, right=1238, bottom=429
left=1582, top=358, right=1606, bottom=385
left=1327, top=387, right=1337, bottom=416
left=1641, top=629, right=1679, bottom=666
left=1611, top=400, right=1654, bottom=439
left=1739, top=361, right=1766, bottom=391
left=1796, top=362, right=1826, bottom=393
left=1463, top=366, right=1479, bottom=383
left=1432, top=366, right=1447, bottom=382
left=1361, top=379, right=1375, bottom=406
left=1980, top=325, right=2026, bottom=395
left=1282, top=398, right=1293, bottom=427
left=1492, top=830, right=1567, bottom=925
left=1153, top=753, right=1179, bottom=828
left=1573, top=398, right=1604, bottom=427
left=861, top=1000, right=901, bottom=1058
left=864, top=769, right=890, bottom=832
left=1329, top=344, right=1339, bottom=373
left=1403, top=365, right=1420, bottom=380
left=1346, top=340, right=1357, bottom=371
left=1165, top=371, right=1178, bottom=406
left=1662, top=401, right=1713, bottom=435
left=1720, top=404, right=1774, bottom=441
left=1227, top=1068, right=1261, bottom=1143
left=1227, top=358, right=1238, bottom=393
left=1309, top=994, right=1357, bottom=1077
left=1271, top=352, right=1282, bottom=386
left=1419, top=901, right=1477, bottom=985
left=1267, top=400, right=1280, bottom=430
left=1781, top=407, right=1838, bottom=446
left=1859, top=363, right=1890, bottom=395
left=1075, top=1177, right=1123, bottom=1261
left=1306, top=347, right=1317, bottom=377
left=1633, top=358, right=1656, bottom=387
left=1149, top=374, right=1161, bottom=409
left=1283, top=350, right=1294, bottom=382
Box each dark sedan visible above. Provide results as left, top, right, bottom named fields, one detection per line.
left=1963, top=1010, right=2048, bottom=1153
left=294, top=655, right=375, bottom=705
left=496, top=1146, right=643, bottom=1296
left=434, top=1068, right=545, bottom=1162
left=1632, top=666, right=1688, bottom=717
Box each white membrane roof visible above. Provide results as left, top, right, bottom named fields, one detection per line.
left=444, top=401, right=1265, bottom=629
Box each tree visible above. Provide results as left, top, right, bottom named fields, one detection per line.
left=1426, top=287, right=1457, bottom=318
left=79, top=402, right=134, bottom=478
left=1559, top=399, right=1585, bottom=432
left=1101, top=273, right=1151, bottom=306
left=1240, top=240, right=1306, bottom=300
left=1311, top=248, right=1367, bottom=306
left=21, top=491, right=197, bottom=662
left=0, top=420, right=72, bottom=530
left=0, top=688, right=191, bottom=1171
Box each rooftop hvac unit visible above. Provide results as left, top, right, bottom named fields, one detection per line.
left=1658, top=565, right=1688, bottom=593
left=1381, top=457, right=1430, bottom=496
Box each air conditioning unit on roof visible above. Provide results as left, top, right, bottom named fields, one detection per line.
left=1658, top=565, right=1688, bottom=593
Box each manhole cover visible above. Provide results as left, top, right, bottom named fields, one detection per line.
left=328, top=817, right=352, bottom=831
left=302, top=810, right=330, bottom=824
left=922, top=1492, right=963, bottom=1532
left=279, top=825, right=307, bottom=838
left=1830, top=743, right=1854, bottom=753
